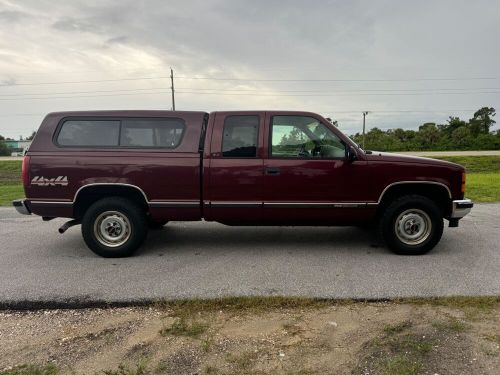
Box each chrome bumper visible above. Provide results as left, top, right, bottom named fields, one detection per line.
left=450, top=199, right=473, bottom=219
left=12, top=199, right=31, bottom=215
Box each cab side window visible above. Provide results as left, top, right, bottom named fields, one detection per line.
left=120, top=118, right=184, bottom=148
left=271, top=116, right=346, bottom=159
left=222, top=115, right=259, bottom=157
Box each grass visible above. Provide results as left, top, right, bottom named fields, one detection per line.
left=203, top=366, right=219, bottom=374
left=0, top=161, right=24, bottom=206
left=0, top=160, right=22, bottom=183
left=382, top=355, right=422, bottom=375
left=432, top=318, right=468, bottom=333
left=383, top=320, right=412, bottom=335
left=401, top=296, right=500, bottom=310
left=434, top=156, right=500, bottom=173
left=226, top=351, right=259, bottom=373
left=156, top=296, right=338, bottom=316
left=466, top=173, right=500, bottom=202
left=102, top=361, right=148, bottom=375
left=402, top=296, right=500, bottom=321
left=355, top=331, right=433, bottom=375
left=159, top=316, right=209, bottom=338
left=0, top=185, right=25, bottom=206
left=0, top=364, right=57, bottom=375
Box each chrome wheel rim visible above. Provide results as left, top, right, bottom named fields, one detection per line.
left=94, top=211, right=131, bottom=247
left=395, top=209, right=432, bottom=245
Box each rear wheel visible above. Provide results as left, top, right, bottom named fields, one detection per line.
left=81, top=197, right=148, bottom=257
left=380, top=195, right=443, bottom=255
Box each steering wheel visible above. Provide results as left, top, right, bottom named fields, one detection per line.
left=311, top=141, right=322, bottom=157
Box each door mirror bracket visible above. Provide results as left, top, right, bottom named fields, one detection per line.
left=346, top=146, right=358, bottom=162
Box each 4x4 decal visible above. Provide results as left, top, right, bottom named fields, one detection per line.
left=31, top=176, right=69, bottom=187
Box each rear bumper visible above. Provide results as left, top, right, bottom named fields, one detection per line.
left=450, top=199, right=473, bottom=219
left=12, top=199, right=31, bottom=215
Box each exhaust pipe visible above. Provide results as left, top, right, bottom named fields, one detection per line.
left=58, top=219, right=81, bottom=234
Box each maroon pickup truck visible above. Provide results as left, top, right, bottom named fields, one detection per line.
left=13, top=110, right=472, bottom=257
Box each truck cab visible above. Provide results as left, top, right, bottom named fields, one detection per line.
left=13, top=110, right=473, bottom=257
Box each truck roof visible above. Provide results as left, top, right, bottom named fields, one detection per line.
left=45, top=110, right=208, bottom=117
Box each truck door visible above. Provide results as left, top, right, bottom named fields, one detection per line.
left=204, top=112, right=264, bottom=223
left=262, top=113, right=371, bottom=224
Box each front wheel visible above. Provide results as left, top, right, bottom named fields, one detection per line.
left=380, top=195, right=443, bottom=255
left=81, top=197, right=148, bottom=257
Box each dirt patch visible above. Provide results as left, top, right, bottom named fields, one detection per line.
left=0, top=299, right=498, bottom=374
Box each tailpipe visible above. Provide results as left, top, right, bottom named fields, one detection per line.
left=58, top=219, right=81, bottom=234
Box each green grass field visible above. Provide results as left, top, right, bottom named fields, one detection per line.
left=0, top=161, right=23, bottom=206
left=434, top=156, right=500, bottom=173
left=0, top=157, right=498, bottom=206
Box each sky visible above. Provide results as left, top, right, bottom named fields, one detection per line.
left=0, top=0, right=499, bottom=139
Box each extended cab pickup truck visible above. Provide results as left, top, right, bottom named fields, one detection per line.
left=13, top=110, right=473, bottom=257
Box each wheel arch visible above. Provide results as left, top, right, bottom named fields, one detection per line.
left=377, top=181, right=452, bottom=216
left=73, top=183, right=149, bottom=219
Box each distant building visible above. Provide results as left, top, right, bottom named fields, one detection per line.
left=5, top=140, right=31, bottom=156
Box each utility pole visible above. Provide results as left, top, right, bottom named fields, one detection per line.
left=362, top=111, right=369, bottom=149
left=170, top=67, right=176, bottom=111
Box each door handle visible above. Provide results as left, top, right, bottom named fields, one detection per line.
left=265, top=167, right=280, bottom=176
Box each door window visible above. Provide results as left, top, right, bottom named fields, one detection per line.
left=271, top=116, right=346, bottom=159
left=222, top=115, right=259, bottom=157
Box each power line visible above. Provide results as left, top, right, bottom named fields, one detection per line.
left=177, top=87, right=500, bottom=93
left=0, top=91, right=170, bottom=100
left=175, top=76, right=500, bottom=82
left=1, top=90, right=499, bottom=101
left=175, top=90, right=500, bottom=97
left=0, top=89, right=499, bottom=101
left=0, top=87, right=171, bottom=97
left=2, top=75, right=500, bottom=87
left=3, top=86, right=500, bottom=98
left=0, top=76, right=171, bottom=87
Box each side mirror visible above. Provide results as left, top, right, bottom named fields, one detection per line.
left=346, top=145, right=358, bottom=162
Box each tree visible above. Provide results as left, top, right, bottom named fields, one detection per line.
left=415, top=123, right=442, bottom=149
left=348, top=106, right=498, bottom=151
left=280, top=127, right=306, bottom=145
left=469, top=107, right=496, bottom=135
left=451, top=126, right=472, bottom=148
left=0, top=140, right=9, bottom=156
left=26, top=131, right=37, bottom=140
left=439, top=117, right=467, bottom=136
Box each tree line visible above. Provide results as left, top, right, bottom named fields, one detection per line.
left=350, top=107, right=499, bottom=151
left=1, top=108, right=499, bottom=155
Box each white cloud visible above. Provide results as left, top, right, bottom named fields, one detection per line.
left=0, top=0, right=498, bottom=138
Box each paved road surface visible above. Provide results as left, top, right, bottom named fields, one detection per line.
left=0, top=157, right=23, bottom=161
left=0, top=204, right=499, bottom=306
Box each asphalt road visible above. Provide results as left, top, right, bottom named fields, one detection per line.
left=0, top=204, right=499, bottom=307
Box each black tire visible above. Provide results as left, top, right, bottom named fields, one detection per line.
left=81, top=197, right=148, bottom=258
left=380, top=195, right=443, bottom=255
left=148, top=219, right=168, bottom=230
